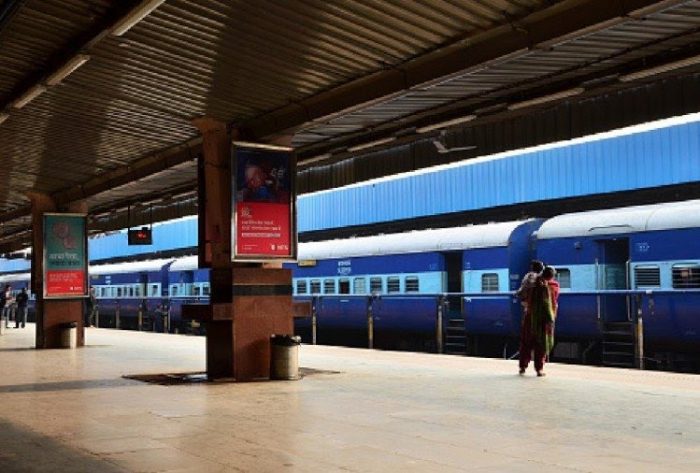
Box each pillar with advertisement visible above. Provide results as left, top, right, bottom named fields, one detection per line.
left=28, top=193, right=89, bottom=349
left=184, top=118, right=296, bottom=381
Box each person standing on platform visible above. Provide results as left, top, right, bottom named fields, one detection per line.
left=519, top=266, right=559, bottom=376
left=86, top=287, right=97, bottom=327
left=2, top=284, right=13, bottom=328
left=15, top=287, right=28, bottom=329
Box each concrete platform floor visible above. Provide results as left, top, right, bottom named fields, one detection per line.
left=0, top=325, right=699, bottom=473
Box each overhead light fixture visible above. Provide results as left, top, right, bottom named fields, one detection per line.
left=417, top=114, right=477, bottom=133
left=300, top=153, right=332, bottom=166
left=348, top=137, right=396, bottom=152
left=46, top=54, right=90, bottom=86
left=508, top=87, right=585, bottom=111
left=111, top=0, right=166, bottom=36
left=13, top=85, right=47, bottom=109
left=0, top=113, right=9, bottom=125
left=619, top=54, right=700, bottom=82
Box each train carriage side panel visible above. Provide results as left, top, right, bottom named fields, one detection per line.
left=630, top=228, right=700, bottom=348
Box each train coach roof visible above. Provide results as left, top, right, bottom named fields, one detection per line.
left=537, top=199, right=700, bottom=239
left=298, top=220, right=533, bottom=260
left=170, top=256, right=200, bottom=272
left=89, top=258, right=174, bottom=275
left=0, top=272, right=30, bottom=283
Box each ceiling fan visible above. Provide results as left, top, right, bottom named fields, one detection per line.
left=432, top=131, right=477, bottom=154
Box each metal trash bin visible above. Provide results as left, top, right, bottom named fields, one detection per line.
left=270, top=334, right=301, bottom=380
left=61, top=321, right=78, bottom=349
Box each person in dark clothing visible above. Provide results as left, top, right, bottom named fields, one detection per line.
left=0, top=285, right=6, bottom=329
left=15, top=287, right=28, bottom=329
left=86, top=287, right=97, bottom=327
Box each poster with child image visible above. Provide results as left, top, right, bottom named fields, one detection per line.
left=232, top=142, right=297, bottom=261
left=43, top=213, right=87, bottom=298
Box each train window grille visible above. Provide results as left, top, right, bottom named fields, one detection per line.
left=117, top=287, right=123, bottom=298
left=339, top=279, right=350, bottom=294
left=150, top=284, right=159, bottom=297
left=672, top=264, right=700, bottom=289
left=135, top=285, right=143, bottom=297
left=170, top=285, right=179, bottom=297
left=296, top=279, right=308, bottom=295
left=193, top=285, right=201, bottom=296
left=634, top=266, right=660, bottom=288
left=128, top=286, right=134, bottom=297
left=323, top=279, right=336, bottom=294
left=310, top=280, right=321, bottom=294
left=555, top=268, right=571, bottom=289
left=203, top=284, right=211, bottom=296
left=481, top=273, right=499, bottom=292
left=370, top=277, right=383, bottom=294
left=405, top=276, right=420, bottom=292
left=387, top=276, right=401, bottom=293
left=353, top=278, right=366, bottom=294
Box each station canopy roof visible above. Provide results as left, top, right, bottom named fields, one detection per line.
left=1, top=0, right=700, bottom=250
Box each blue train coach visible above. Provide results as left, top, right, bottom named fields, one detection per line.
left=536, top=199, right=700, bottom=368
left=289, top=219, right=541, bottom=352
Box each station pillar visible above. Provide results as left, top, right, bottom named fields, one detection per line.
left=28, top=193, right=87, bottom=348
left=188, top=117, right=293, bottom=381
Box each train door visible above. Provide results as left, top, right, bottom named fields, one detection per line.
left=596, top=238, right=630, bottom=322
left=444, top=251, right=462, bottom=314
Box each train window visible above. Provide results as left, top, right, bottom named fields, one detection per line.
left=116, top=287, right=122, bottom=298
left=634, top=266, right=660, bottom=288
left=370, top=277, right=383, bottom=294
left=323, top=279, right=336, bottom=294
left=310, top=280, right=321, bottom=294
left=203, top=284, right=211, bottom=296
left=556, top=268, right=571, bottom=289
left=339, top=279, right=350, bottom=294
left=405, top=276, right=419, bottom=293
left=296, top=280, right=308, bottom=295
left=387, top=276, right=400, bottom=293
left=150, top=284, right=159, bottom=296
left=128, top=287, right=134, bottom=297
left=134, top=285, right=143, bottom=297
left=170, top=285, right=179, bottom=296
left=353, top=278, right=366, bottom=294
left=193, top=286, right=201, bottom=296
left=672, top=264, right=700, bottom=289
left=481, top=273, right=499, bottom=292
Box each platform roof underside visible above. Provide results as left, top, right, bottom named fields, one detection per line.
left=1, top=0, right=700, bottom=249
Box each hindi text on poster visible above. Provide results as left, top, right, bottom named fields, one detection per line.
left=236, top=202, right=291, bottom=256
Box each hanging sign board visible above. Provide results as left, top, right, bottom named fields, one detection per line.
left=231, top=142, right=297, bottom=261
left=43, top=213, right=88, bottom=298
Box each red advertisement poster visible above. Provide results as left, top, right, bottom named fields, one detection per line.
left=235, top=202, right=291, bottom=256
left=232, top=143, right=296, bottom=261
left=45, top=270, right=86, bottom=296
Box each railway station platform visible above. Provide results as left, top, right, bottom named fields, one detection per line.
left=1, top=327, right=699, bottom=473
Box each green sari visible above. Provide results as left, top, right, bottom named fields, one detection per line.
left=528, top=280, right=556, bottom=355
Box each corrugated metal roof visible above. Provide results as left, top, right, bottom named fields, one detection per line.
left=293, top=0, right=700, bottom=148
left=1, top=0, right=700, bottom=250
left=298, top=114, right=700, bottom=231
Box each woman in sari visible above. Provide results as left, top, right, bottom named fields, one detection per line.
left=519, top=266, right=559, bottom=376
